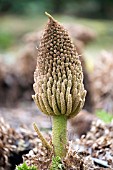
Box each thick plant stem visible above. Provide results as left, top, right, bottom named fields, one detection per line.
left=52, top=115, right=67, bottom=158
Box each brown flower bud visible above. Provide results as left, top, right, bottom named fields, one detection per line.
left=33, top=13, right=86, bottom=119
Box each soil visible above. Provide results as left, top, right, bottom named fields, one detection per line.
left=0, top=102, right=52, bottom=131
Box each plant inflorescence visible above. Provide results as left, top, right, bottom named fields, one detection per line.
left=32, top=12, right=86, bottom=158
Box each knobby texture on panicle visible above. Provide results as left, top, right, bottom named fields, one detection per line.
left=33, top=13, right=86, bottom=118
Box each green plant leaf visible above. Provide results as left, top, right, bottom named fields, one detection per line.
left=50, top=156, right=65, bottom=170
left=16, top=162, right=37, bottom=170
left=96, top=110, right=113, bottom=123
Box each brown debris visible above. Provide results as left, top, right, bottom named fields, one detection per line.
left=0, top=58, right=7, bottom=81
left=0, top=45, right=36, bottom=106
left=80, top=55, right=94, bottom=113
left=0, top=117, right=41, bottom=170
left=92, top=50, right=113, bottom=114
left=23, top=139, right=101, bottom=170
left=23, top=30, right=42, bottom=47
left=14, top=44, right=36, bottom=85
left=11, top=44, right=36, bottom=101
left=69, top=110, right=97, bottom=138
left=64, top=23, right=96, bottom=45
left=73, top=120, right=113, bottom=169
left=23, top=143, right=53, bottom=170
left=23, top=141, right=95, bottom=170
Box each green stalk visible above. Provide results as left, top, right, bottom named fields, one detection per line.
left=52, top=115, right=67, bottom=158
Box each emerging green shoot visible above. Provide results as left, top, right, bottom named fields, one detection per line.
left=16, top=162, right=37, bottom=170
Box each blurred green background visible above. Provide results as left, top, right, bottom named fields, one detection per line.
left=0, top=0, right=113, bottom=62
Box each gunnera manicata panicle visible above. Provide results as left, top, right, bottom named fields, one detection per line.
left=32, top=12, right=86, bottom=158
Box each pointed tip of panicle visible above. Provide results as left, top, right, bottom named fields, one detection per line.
left=45, top=12, right=56, bottom=22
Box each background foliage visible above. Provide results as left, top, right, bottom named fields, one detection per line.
left=0, top=0, right=113, bottom=19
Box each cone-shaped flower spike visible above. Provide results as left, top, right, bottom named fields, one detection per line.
left=33, top=12, right=86, bottom=158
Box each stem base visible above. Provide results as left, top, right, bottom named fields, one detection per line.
left=52, top=115, right=67, bottom=158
